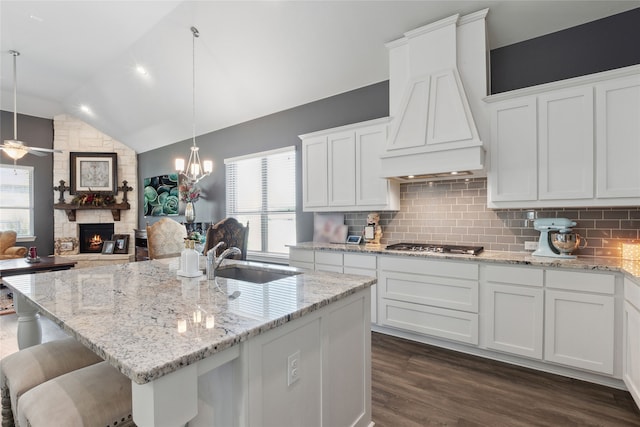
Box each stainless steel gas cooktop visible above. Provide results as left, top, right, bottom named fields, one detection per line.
left=385, top=243, right=484, bottom=255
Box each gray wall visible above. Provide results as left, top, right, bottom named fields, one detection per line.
left=137, top=81, right=390, bottom=243
left=491, top=7, right=640, bottom=93
left=0, top=111, right=55, bottom=256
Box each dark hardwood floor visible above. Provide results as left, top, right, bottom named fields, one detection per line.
left=371, top=332, right=640, bottom=426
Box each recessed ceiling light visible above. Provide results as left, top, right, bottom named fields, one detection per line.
left=80, top=105, right=91, bottom=114
left=136, top=65, right=148, bottom=76
left=29, top=14, right=44, bottom=22
left=407, top=175, right=415, bottom=179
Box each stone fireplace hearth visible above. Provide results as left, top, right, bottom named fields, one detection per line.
left=52, top=115, right=138, bottom=268
left=79, top=223, right=114, bottom=253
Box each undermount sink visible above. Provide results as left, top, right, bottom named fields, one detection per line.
left=215, top=266, right=300, bottom=284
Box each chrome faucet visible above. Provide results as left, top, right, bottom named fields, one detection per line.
left=206, top=242, right=242, bottom=279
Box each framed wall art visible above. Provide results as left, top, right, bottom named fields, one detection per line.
left=101, top=240, right=115, bottom=254
left=112, top=234, right=129, bottom=254
left=70, top=152, right=117, bottom=194
left=54, top=237, right=79, bottom=255
left=143, top=173, right=180, bottom=216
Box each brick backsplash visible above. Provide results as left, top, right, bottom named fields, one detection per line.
left=343, top=178, right=640, bottom=258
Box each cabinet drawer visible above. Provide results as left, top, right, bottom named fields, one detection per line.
left=484, top=265, right=543, bottom=287
left=289, top=248, right=314, bottom=263
left=380, top=299, right=478, bottom=345
left=343, top=267, right=376, bottom=278
left=379, top=270, right=478, bottom=313
left=379, top=256, right=478, bottom=280
left=315, top=264, right=343, bottom=274
left=290, top=261, right=314, bottom=270
left=546, top=269, right=615, bottom=294
left=315, top=251, right=343, bottom=266
left=344, top=253, right=376, bottom=270
left=625, top=277, right=640, bottom=310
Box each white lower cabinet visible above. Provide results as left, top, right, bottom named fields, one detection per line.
left=289, top=248, right=314, bottom=270
left=544, top=270, right=615, bottom=375
left=343, top=253, right=378, bottom=324
left=623, top=277, right=640, bottom=409
left=314, top=251, right=343, bottom=273
left=378, top=256, right=479, bottom=345
left=481, top=265, right=544, bottom=359
left=288, top=247, right=632, bottom=393
left=289, top=249, right=377, bottom=323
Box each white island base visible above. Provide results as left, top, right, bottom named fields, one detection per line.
left=132, top=289, right=372, bottom=427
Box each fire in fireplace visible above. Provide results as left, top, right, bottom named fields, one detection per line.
left=79, top=223, right=115, bottom=253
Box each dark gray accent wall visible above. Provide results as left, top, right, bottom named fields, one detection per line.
left=1, top=111, right=55, bottom=256
left=138, top=81, right=389, bottom=243
left=491, top=7, right=640, bottom=94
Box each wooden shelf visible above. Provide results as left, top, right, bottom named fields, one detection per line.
left=54, top=202, right=131, bottom=222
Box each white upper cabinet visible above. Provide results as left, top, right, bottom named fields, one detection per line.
left=328, top=131, right=356, bottom=206
left=300, top=118, right=400, bottom=212
left=538, top=87, right=594, bottom=200
left=356, top=124, right=396, bottom=207
left=302, top=136, right=328, bottom=208
left=486, top=65, right=640, bottom=208
left=596, top=75, right=640, bottom=198
left=488, top=97, right=537, bottom=202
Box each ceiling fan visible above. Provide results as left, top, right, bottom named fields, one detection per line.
left=1, top=50, right=60, bottom=164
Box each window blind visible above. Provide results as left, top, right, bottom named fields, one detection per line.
left=225, top=146, right=296, bottom=257
left=0, top=165, right=35, bottom=237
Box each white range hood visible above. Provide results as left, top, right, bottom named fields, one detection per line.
left=381, top=9, right=490, bottom=182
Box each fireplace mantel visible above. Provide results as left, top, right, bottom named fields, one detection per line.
left=54, top=202, right=131, bottom=222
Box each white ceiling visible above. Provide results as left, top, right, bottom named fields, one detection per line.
left=1, top=1, right=638, bottom=153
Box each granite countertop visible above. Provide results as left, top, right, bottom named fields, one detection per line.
left=289, top=242, right=640, bottom=279
left=2, top=259, right=375, bottom=384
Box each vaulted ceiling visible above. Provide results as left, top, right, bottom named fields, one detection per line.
left=1, top=1, right=637, bottom=153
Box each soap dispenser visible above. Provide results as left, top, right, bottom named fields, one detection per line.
left=178, top=239, right=201, bottom=278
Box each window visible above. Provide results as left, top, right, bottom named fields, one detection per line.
left=225, top=146, right=296, bottom=260
left=0, top=164, right=34, bottom=238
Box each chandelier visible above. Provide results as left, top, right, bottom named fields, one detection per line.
left=175, top=26, right=212, bottom=184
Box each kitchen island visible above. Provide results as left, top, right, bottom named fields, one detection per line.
left=2, top=258, right=375, bottom=427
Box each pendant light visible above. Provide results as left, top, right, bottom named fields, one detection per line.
left=175, top=26, right=212, bottom=184
left=1, top=50, right=60, bottom=164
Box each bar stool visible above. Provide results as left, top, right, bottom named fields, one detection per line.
left=1, top=337, right=103, bottom=427
left=17, top=361, right=133, bottom=427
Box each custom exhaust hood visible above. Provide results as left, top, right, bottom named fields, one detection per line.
left=380, top=9, right=490, bottom=182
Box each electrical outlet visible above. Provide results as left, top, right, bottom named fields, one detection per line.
left=287, top=350, right=300, bottom=386
left=524, top=241, right=538, bottom=250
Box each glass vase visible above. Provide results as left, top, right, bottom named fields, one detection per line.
left=185, top=201, right=195, bottom=223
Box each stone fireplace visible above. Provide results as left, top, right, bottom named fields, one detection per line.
left=52, top=114, right=139, bottom=268
left=79, top=223, right=115, bottom=253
